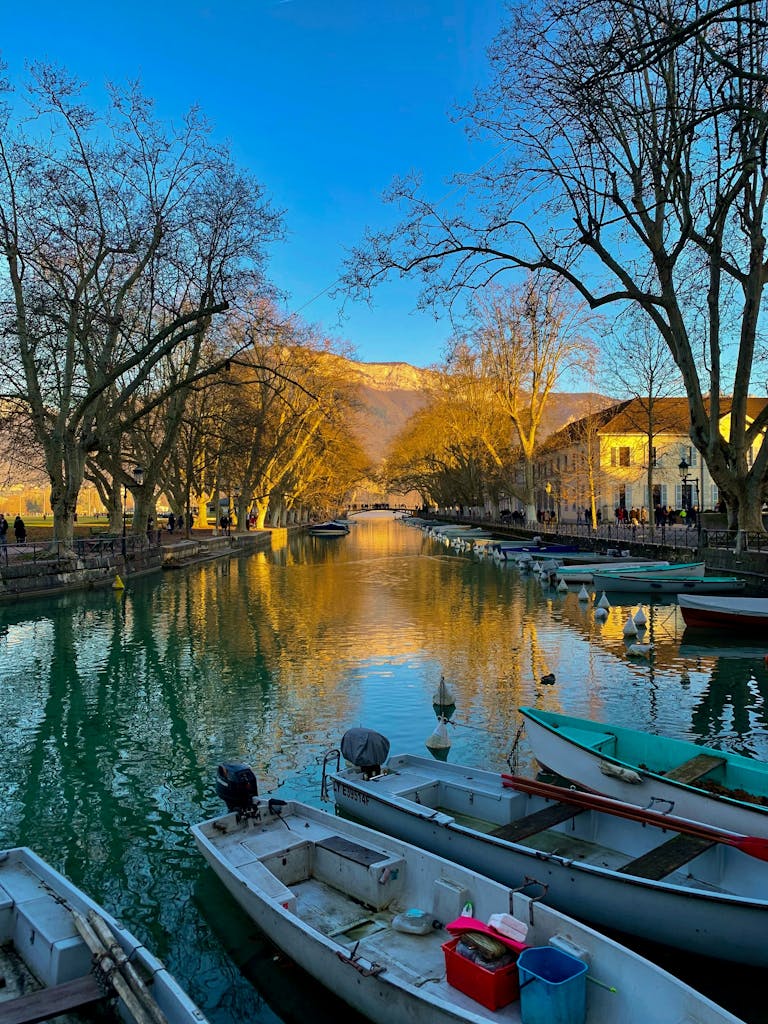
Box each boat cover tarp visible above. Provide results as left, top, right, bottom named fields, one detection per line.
left=340, top=728, right=390, bottom=769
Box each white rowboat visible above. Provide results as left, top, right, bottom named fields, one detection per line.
left=331, top=750, right=768, bottom=967
left=192, top=798, right=744, bottom=1024
left=0, top=846, right=208, bottom=1024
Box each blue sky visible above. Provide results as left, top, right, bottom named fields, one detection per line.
left=4, top=1, right=506, bottom=368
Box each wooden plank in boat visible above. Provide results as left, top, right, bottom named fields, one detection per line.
left=0, top=974, right=106, bottom=1024
left=490, top=802, right=585, bottom=842
left=662, top=753, right=725, bottom=785
left=315, top=835, right=388, bottom=867
left=618, top=834, right=716, bottom=881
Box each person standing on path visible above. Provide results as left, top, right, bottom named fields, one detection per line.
left=0, top=514, right=7, bottom=547
left=13, top=515, right=26, bottom=544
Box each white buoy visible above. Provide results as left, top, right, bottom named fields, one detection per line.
left=433, top=675, right=455, bottom=707
left=627, top=642, right=653, bottom=658
left=425, top=717, right=451, bottom=759
left=633, top=605, right=648, bottom=628
left=623, top=614, right=638, bottom=637
left=577, top=585, right=590, bottom=601
left=594, top=607, right=608, bottom=621
left=558, top=578, right=568, bottom=592
left=597, top=591, right=611, bottom=609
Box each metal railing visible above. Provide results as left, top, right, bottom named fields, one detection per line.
left=0, top=533, right=162, bottom=567
left=437, top=511, right=768, bottom=554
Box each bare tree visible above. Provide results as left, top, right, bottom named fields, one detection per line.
left=0, top=65, right=282, bottom=548
left=345, top=0, right=768, bottom=534
left=451, top=276, right=597, bottom=521
left=599, top=319, right=684, bottom=523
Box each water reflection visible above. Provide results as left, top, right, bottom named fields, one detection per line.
left=0, top=514, right=765, bottom=1023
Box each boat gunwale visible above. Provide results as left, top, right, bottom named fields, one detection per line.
left=330, top=762, right=765, bottom=908
left=518, top=707, right=768, bottom=817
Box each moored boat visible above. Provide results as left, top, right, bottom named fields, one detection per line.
left=555, top=560, right=671, bottom=584
left=331, top=743, right=768, bottom=966
left=308, top=521, right=350, bottom=536
left=0, top=846, right=208, bottom=1024
left=678, top=595, right=768, bottom=630
left=192, top=790, right=745, bottom=1024
left=589, top=567, right=745, bottom=594
left=518, top=705, right=768, bottom=838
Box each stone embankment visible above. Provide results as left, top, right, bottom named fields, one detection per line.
left=0, top=529, right=278, bottom=602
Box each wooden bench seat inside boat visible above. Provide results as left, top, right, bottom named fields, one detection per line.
left=662, top=754, right=726, bottom=785
left=618, top=834, right=717, bottom=881
left=0, top=974, right=106, bottom=1024
left=490, top=802, right=585, bottom=842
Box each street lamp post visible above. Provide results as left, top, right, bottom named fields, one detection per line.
left=679, top=456, right=700, bottom=541
left=122, top=465, right=144, bottom=558
left=678, top=457, right=690, bottom=511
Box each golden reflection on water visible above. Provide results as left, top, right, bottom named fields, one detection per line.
left=1, top=513, right=767, bottom=1024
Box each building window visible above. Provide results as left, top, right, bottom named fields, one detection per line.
left=681, top=446, right=697, bottom=468
left=610, top=447, right=631, bottom=467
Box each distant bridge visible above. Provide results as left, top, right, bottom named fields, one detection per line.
left=344, top=504, right=418, bottom=517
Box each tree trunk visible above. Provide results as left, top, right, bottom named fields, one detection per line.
left=523, top=458, right=537, bottom=524
left=48, top=442, right=86, bottom=555
left=253, top=496, right=269, bottom=529
left=193, top=492, right=212, bottom=530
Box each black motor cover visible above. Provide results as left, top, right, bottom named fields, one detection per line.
left=340, top=728, right=390, bottom=776
left=216, top=762, right=258, bottom=811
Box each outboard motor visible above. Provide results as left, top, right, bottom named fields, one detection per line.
left=216, top=762, right=259, bottom=812
left=340, top=728, right=390, bottom=780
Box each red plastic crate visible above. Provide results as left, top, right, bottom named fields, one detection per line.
left=442, top=936, right=520, bottom=1010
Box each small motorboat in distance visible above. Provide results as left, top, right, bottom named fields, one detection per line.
left=0, top=846, right=208, bottom=1024
left=307, top=521, right=350, bottom=537
left=519, top=705, right=768, bottom=838
left=678, top=594, right=768, bottom=630
left=192, top=766, right=746, bottom=1024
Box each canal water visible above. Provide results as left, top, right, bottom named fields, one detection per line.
left=1, top=514, right=765, bottom=1023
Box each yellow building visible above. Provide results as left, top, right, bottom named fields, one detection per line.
left=533, top=397, right=768, bottom=524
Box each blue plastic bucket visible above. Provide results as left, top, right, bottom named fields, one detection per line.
left=518, top=946, right=588, bottom=1024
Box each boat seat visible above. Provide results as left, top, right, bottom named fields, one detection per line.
left=315, top=835, right=389, bottom=867
left=313, top=837, right=404, bottom=912
left=0, top=974, right=106, bottom=1024
left=240, top=858, right=298, bottom=911
left=490, top=802, right=585, bottom=842
left=662, top=754, right=725, bottom=785
left=618, top=834, right=716, bottom=881
left=559, top=727, right=617, bottom=753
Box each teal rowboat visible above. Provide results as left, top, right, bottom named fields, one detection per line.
left=519, top=706, right=768, bottom=838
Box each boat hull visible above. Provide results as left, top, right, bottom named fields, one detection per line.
left=308, top=523, right=349, bottom=536
left=0, top=847, right=206, bottom=1024
left=519, top=706, right=768, bottom=839
left=193, top=800, right=744, bottom=1024
left=678, top=595, right=768, bottom=630
left=589, top=572, right=745, bottom=594
left=332, top=758, right=768, bottom=966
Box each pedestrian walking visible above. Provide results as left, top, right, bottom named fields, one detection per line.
left=0, top=514, right=7, bottom=547
left=13, top=515, right=26, bottom=544
left=168, top=512, right=175, bottom=533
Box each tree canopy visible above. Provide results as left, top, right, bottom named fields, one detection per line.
left=346, top=0, right=768, bottom=531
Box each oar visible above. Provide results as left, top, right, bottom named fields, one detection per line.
left=501, top=773, right=768, bottom=862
